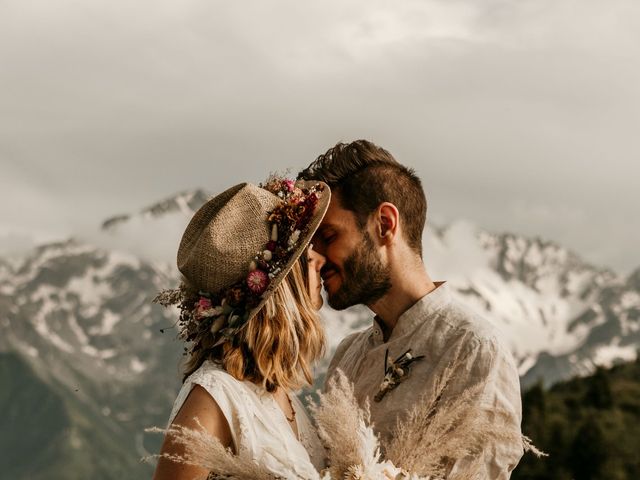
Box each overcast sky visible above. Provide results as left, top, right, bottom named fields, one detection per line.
left=1, top=0, right=639, bottom=274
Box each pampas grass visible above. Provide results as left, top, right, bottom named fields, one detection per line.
left=144, top=419, right=279, bottom=480
left=310, top=355, right=544, bottom=480
left=383, top=360, right=520, bottom=479
left=145, top=361, right=543, bottom=479
left=308, top=371, right=406, bottom=480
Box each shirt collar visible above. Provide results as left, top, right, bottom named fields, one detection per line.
left=371, top=281, right=450, bottom=343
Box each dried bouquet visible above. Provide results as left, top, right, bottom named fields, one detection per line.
left=145, top=361, right=543, bottom=480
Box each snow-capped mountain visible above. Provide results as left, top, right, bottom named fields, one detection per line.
left=420, top=223, right=639, bottom=387
left=1, top=189, right=638, bottom=478
left=101, top=189, right=210, bottom=231
left=0, top=238, right=185, bottom=478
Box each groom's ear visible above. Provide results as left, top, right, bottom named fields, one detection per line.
left=374, top=202, right=399, bottom=245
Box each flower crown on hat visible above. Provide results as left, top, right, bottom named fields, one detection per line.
left=153, top=175, right=326, bottom=356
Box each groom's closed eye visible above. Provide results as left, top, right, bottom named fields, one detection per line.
left=318, top=227, right=337, bottom=244
left=322, top=233, right=336, bottom=244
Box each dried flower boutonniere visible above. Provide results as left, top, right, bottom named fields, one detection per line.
left=374, top=349, right=425, bottom=402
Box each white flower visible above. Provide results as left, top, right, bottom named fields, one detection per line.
left=288, top=229, right=301, bottom=247
left=200, top=306, right=224, bottom=318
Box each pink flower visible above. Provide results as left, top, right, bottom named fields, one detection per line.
left=283, top=179, right=295, bottom=192
left=305, top=192, right=319, bottom=208
left=198, top=298, right=212, bottom=309
left=246, top=269, right=270, bottom=295
left=195, top=297, right=214, bottom=319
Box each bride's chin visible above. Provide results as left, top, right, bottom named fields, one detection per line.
left=310, top=292, right=323, bottom=310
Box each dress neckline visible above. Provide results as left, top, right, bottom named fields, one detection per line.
left=243, top=380, right=301, bottom=441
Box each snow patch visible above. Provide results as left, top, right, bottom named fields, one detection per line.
left=88, top=310, right=121, bottom=336
left=13, top=339, right=39, bottom=358
left=32, top=286, right=75, bottom=353
left=592, top=344, right=637, bottom=367
left=68, top=315, right=89, bottom=345
left=66, top=274, right=113, bottom=306
left=517, top=355, right=537, bottom=376
left=82, top=345, right=100, bottom=356
left=130, top=357, right=147, bottom=373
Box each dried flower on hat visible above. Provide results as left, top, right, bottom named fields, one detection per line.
left=246, top=269, right=269, bottom=295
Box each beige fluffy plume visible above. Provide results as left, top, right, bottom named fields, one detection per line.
left=145, top=362, right=542, bottom=479
left=144, top=420, right=280, bottom=480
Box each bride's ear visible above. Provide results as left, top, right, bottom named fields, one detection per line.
left=374, top=202, right=399, bottom=245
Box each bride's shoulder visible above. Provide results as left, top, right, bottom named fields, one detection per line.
left=168, top=361, right=250, bottom=424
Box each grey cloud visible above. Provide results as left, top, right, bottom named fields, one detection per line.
left=1, top=0, right=638, bottom=272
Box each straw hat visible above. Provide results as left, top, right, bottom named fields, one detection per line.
left=165, top=179, right=330, bottom=348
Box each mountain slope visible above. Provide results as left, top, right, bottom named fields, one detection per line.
left=0, top=352, right=152, bottom=480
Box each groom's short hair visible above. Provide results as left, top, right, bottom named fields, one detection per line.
left=298, top=140, right=427, bottom=257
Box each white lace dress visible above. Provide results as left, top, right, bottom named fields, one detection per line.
left=167, top=360, right=325, bottom=480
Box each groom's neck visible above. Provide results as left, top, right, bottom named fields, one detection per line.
left=369, top=264, right=435, bottom=341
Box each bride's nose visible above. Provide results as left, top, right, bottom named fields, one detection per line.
left=309, top=247, right=326, bottom=271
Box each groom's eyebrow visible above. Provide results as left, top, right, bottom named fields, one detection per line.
left=316, top=224, right=336, bottom=235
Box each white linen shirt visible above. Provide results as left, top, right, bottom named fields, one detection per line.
left=325, top=282, right=524, bottom=479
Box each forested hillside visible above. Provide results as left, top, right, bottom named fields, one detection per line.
left=514, top=358, right=640, bottom=480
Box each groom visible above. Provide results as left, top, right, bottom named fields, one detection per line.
left=298, top=140, right=524, bottom=479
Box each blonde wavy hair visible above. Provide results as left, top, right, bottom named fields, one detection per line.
left=182, top=255, right=325, bottom=392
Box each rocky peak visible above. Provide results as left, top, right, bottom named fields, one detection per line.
left=101, top=189, right=210, bottom=231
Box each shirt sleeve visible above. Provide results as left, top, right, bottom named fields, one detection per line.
left=444, top=335, right=524, bottom=480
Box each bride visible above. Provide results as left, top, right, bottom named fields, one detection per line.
left=152, top=177, right=330, bottom=480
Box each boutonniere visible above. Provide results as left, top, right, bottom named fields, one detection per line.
left=374, top=348, right=424, bottom=402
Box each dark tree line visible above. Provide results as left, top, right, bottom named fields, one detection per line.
left=513, top=356, right=640, bottom=480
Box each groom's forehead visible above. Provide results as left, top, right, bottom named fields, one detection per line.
left=325, top=198, right=358, bottom=225
left=317, top=213, right=359, bottom=240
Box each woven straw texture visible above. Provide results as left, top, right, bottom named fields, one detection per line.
left=176, top=181, right=330, bottom=325
left=177, top=183, right=280, bottom=293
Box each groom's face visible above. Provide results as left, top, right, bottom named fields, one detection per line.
left=313, top=195, right=392, bottom=310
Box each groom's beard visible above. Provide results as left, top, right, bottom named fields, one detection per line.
left=326, top=232, right=392, bottom=310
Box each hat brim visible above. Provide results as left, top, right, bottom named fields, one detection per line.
left=242, top=180, right=331, bottom=326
